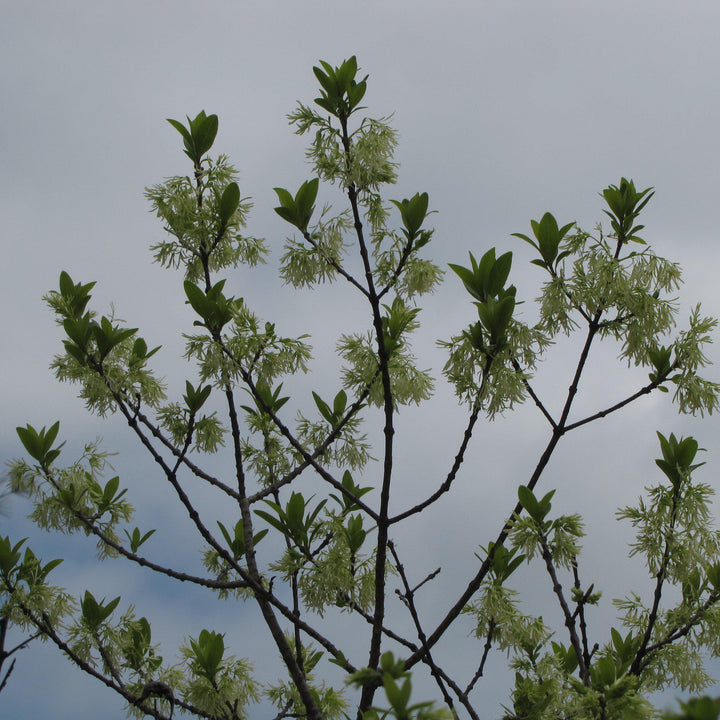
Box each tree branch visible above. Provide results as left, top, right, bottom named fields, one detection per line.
left=538, top=533, right=588, bottom=682
left=390, top=387, right=484, bottom=525
left=388, top=541, right=459, bottom=717
left=511, top=358, right=556, bottom=429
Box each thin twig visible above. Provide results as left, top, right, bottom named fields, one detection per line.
left=388, top=542, right=465, bottom=719
left=465, top=619, right=495, bottom=695
left=571, top=558, right=592, bottom=669
left=511, top=358, right=556, bottom=428
left=390, top=369, right=490, bottom=525
left=538, top=534, right=588, bottom=683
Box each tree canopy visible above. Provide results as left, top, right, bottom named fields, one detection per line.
left=3, top=56, right=720, bottom=720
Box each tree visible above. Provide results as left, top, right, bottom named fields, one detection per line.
left=0, top=479, right=40, bottom=695
left=3, top=56, right=720, bottom=720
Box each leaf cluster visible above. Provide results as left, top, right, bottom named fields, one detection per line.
left=167, top=111, right=219, bottom=166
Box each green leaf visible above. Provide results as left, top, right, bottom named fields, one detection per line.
left=57, top=271, right=95, bottom=318
left=167, top=117, right=192, bottom=145
left=330, top=470, right=373, bottom=513
left=313, top=391, right=334, bottom=424
left=551, top=641, right=579, bottom=675
left=193, top=113, right=218, bottom=158
left=675, top=696, right=720, bottom=720
left=81, top=591, right=121, bottom=631
left=0, top=536, right=26, bottom=575
left=295, top=178, right=319, bottom=217
left=343, top=514, right=367, bottom=554
left=274, top=186, right=295, bottom=209
left=183, top=279, right=235, bottom=332
left=124, top=527, right=156, bottom=553
left=168, top=112, right=218, bottom=164
left=313, top=64, right=335, bottom=94
left=312, top=57, right=367, bottom=119
left=99, top=476, right=126, bottom=512
left=91, top=317, right=138, bottom=361
left=219, top=181, right=240, bottom=225
left=16, top=422, right=63, bottom=467
left=333, top=389, right=347, bottom=417
left=184, top=381, right=212, bottom=413
left=591, top=654, right=617, bottom=689
left=537, top=489, right=555, bottom=517
left=16, top=425, right=41, bottom=461
left=328, top=650, right=349, bottom=670
left=448, top=262, right=477, bottom=295
left=518, top=485, right=544, bottom=523
left=488, top=252, right=513, bottom=296
left=707, top=563, right=720, bottom=591
left=274, top=179, right=318, bottom=231
left=190, top=629, right=225, bottom=681
left=391, top=192, right=429, bottom=239
left=384, top=675, right=412, bottom=716
left=254, top=508, right=288, bottom=537
left=379, top=650, right=405, bottom=678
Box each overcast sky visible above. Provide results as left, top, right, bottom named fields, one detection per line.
left=2, top=2, right=720, bottom=718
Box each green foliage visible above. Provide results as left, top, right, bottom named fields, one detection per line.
left=16, top=421, right=63, bottom=468
left=44, top=272, right=166, bottom=416
left=184, top=278, right=239, bottom=333
left=390, top=192, right=432, bottom=246
left=338, top=329, right=434, bottom=407
left=313, top=56, right=368, bottom=120
left=216, top=518, right=267, bottom=560
left=81, top=590, right=121, bottom=632
left=601, top=177, right=654, bottom=243
left=663, top=696, right=720, bottom=720
left=350, top=652, right=452, bottom=720
left=145, top=153, right=267, bottom=284
left=274, top=178, right=320, bottom=232
left=329, top=470, right=373, bottom=514
left=256, top=492, right=327, bottom=557
left=168, top=111, right=219, bottom=166
left=513, top=212, right=575, bottom=272
left=4, top=56, right=720, bottom=720
left=280, top=206, right=352, bottom=288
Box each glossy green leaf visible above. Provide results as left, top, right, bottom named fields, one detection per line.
left=219, top=181, right=240, bottom=225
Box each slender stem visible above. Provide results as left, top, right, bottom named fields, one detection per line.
left=639, top=591, right=720, bottom=668
left=0, top=657, right=14, bottom=695
left=511, top=358, right=556, bottom=428
left=301, top=228, right=369, bottom=297
left=236, top=369, right=380, bottom=522
left=405, top=262, right=611, bottom=670
left=267, top=440, right=305, bottom=676
left=538, top=533, right=588, bottom=682
left=39, top=451, right=250, bottom=591
left=113, top=390, right=358, bottom=674
left=95, top=630, right=125, bottom=689
left=224, top=385, right=322, bottom=720
left=571, top=558, right=592, bottom=669
left=376, top=235, right=415, bottom=302
left=348, top=599, right=419, bottom=652
left=465, top=619, right=495, bottom=695
left=630, top=484, right=681, bottom=676
left=245, top=373, right=379, bottom=513
left=8, top=599, right=189, bottom=720
left=390, top=385, right=485, bottom=525
left=0, top=617, right=40, bottom=695
left=131, top=403, right=237, bottom=500
left=563, top=373, right=670, bottom=433
left=337, top=114, right=396, bottom=717
left=388, top=542, right=456, bottom=714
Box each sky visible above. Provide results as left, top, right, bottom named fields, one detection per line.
left=2, top=2, right=720, bottom=718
